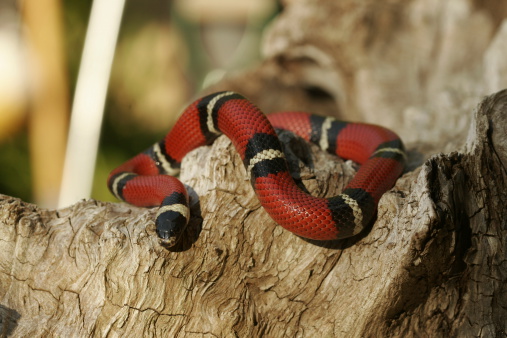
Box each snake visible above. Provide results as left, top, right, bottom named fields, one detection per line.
left=108, top=91, right=406, bottom=247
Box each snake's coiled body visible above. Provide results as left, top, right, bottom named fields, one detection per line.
left=108, top=91, right=406, bottom=246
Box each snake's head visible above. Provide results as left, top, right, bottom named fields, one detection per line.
left=155, top=207, right=189, bottom=248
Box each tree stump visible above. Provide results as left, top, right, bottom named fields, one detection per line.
left=2, top=0, right=507, bottom=336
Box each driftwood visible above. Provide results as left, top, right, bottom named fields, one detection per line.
left=2, top=0, right=507, bottom=336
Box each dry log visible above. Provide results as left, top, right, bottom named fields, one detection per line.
left=2, top=0, right=507, bottom=336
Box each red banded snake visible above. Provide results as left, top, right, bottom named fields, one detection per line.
left=108, top=91, right=406, bottom=247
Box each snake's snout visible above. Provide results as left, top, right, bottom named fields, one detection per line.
left=155, top=228, right=172, bottom=240
left=156, top=226, right=180, bottom=248
left=155, top=208, right=188, bottom=247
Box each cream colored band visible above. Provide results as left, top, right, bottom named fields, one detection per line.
left=372, top=147, right=407, bottom=160
left=112, top=172, right=134, bottom=200
left=339, top=193, right=363, bottom=233
left=246, top=149, right=285, bottom=177
left=156, top=203, right=190, bottom=221
left=153, top=142, right=180, bottom=176
left=207, top=91, right=236, bottom=134
left=318, top=117, right=334, bottom=151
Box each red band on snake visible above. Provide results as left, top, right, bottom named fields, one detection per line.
left=108, top=91, right=406, bottom=247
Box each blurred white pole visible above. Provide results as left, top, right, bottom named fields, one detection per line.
left=58, top=0, right=125, bottom=207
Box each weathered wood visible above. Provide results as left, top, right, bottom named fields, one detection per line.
left=2, top=0, right=507, bottom=336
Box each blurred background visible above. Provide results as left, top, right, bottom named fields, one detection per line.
left=0, top=0, right=279, bottom=208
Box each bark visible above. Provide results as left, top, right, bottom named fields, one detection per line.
left=2, top=0, right=507, bottom=337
